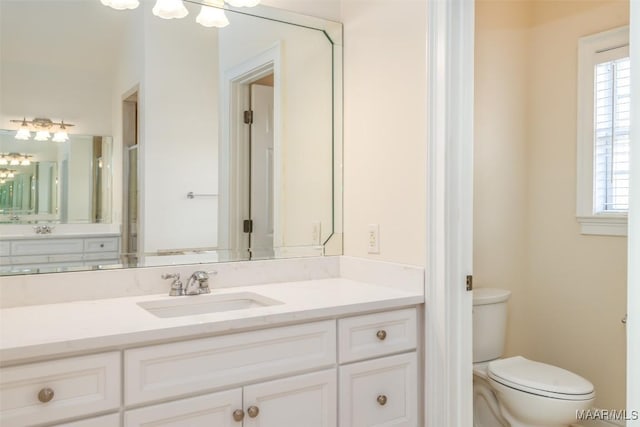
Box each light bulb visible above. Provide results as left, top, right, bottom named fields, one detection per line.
left=196, top=1, right=229, bottom=28
left=101, top=0, right=139, bottom=10
left=152, top=0, right=188, bottom=19
left=34, top=130, right=51, bottom=141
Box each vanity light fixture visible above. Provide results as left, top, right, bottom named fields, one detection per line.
left=101, top=0, right=257, bottom=28
left=10, top=118, right=75, bottom=142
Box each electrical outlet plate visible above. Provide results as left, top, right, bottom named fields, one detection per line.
left=367, top=224, right=380, bottom=254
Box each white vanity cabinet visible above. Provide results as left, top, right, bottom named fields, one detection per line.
left=0, top=307, right=420, bottom=427
left=337, top=308, right=419, bottom=427
left=124, top=369, right=337, bottom=427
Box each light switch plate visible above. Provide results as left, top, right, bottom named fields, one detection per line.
left=367, top=224, right=380, bottom=254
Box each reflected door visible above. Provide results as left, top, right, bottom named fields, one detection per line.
left=249, top=84, right=275, bottom=259
left=123, top=94, right=139, bottom=264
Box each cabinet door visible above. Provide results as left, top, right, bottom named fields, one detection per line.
left=124, top=389, right=242, bottom=427
left=339, top=353, right=417, bottom=427
left=243, top=369, right=337, bottom=427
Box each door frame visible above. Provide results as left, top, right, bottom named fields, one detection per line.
left=628, top=0, right=639, bottom=419
left=219, top=44, right=282, bottom=260
left=424, top=0, right=475, bottom=425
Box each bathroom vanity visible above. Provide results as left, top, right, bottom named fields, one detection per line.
left=0, top=257, right=424, bottom=427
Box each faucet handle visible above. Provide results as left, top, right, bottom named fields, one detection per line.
left=195, top=270, right=217, bottom=294
left=162, top=273, right=184, bottom=296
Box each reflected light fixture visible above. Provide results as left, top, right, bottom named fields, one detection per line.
left=0, top=153, right=33, bottom=166
left=10, top=118, right=75, bottom=142
left=0, top=169, right=17, bottom=179
left=196, top=0, right=229, bottom=28
left=100, top=0, right=139, bottom=9
left=152, top=0, right=189, bottom=19
left=100, top=0, right=259, bottom=27
left=15, top=119, right=31, bottom=140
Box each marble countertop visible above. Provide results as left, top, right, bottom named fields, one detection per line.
left=0, top=277, right=423, bottom=366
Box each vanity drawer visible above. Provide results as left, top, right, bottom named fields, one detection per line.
left=0, top=352, right=121, bottom=427
left=11, top=239, right=84, bottom=256
left=84, top=237, right=119, bottom=253
left=124, top=320, right=336, bottom=406
left=84, top=251, right=120, bottom=261
left=338, top=308, right=417, bottom=363
left=339, top=352, right=418, bottom=427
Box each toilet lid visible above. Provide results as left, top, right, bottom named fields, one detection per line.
left=488, top=356, right=595, bottom=400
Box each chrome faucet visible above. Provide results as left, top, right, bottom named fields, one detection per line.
left=184, top=270, right=215, bottom=295
left=162, top=270, right=216, bottom=296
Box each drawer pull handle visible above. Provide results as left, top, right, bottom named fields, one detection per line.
left=247, top=405, right=260, bottom=418
left=232, top=409, right=245, bottom=422
left=376, top=330, right=387, bottom=340
left=38, top=387, right=55, bottom=403
left=100, top=244, right=105, bottom=248
left=377, top=394, right=388, bottom=406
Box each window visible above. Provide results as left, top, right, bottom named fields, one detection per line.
left=577, top=27, right=630, bottom=236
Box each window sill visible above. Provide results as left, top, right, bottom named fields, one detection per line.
left=577, top=215, right=628, bottom=236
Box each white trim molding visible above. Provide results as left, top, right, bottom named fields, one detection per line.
left=627, top=0, right=640, bottom=422
left=576, top=26, right=629, bottom=237
left=425, top=0, right=475, bottom=425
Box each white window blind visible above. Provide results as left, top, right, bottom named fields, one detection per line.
left=593, top=55, right=631, bottom=213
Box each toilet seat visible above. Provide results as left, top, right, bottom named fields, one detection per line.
left=488, top=356, right=595, bottom=401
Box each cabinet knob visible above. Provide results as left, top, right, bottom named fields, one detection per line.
left=247, top=405, right=260, bottom=418
left=376, top=330, right=387, bottom=340
left=377, top=394, right=388, bottom=406
left=232, top=409, right=245, bottom=422
left=38, top=387, right=55, bottom=403
left=100, top=243, right=105, bottom=248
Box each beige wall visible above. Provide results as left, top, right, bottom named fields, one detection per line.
left=475, top=0, right=628, bottom=410
left=341, top=0, right=427, bottom=266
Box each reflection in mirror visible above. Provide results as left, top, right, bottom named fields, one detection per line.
left=0, top=0, right=342, bottom=275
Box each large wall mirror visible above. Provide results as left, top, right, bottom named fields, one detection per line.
left=0, top=0, right=342, bottom=275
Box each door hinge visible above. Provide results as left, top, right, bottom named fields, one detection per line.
left=466, top=275, right=473, bottom=291
left=243, top=219, right=253, bottom=233
left=244, top=110, right=253, bottom=124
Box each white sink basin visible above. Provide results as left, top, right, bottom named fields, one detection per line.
left=138, top=292, right=283, bottom=318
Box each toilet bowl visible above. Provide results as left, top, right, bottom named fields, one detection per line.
left=473, top=288, right=595, bottom=427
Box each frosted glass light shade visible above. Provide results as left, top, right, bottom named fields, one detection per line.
left=226, top=0, right=260, bottom=7
left=52, top=130, right=69, bottom=142
left=0, top=158, right=7, bottom=165
left=101, top=0, right=139, bottom=10
left=15, top=127, right=31, bottom=140
left=196, top=3, right=229, bottom=28
left=152, top=0, right=188, bottom=19
left=34, top=130, right=51, bottom=141
left=20, top=158, right=31, bottom=166
left=10, top=158, right=20, bottom=166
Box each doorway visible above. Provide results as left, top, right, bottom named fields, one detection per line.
left=122, top=91, right=139, bottom=266
left=219, top=45, right=281, bottom=261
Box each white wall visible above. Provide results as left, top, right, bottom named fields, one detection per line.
left=262, top=0, right=341, bottom=22
left=341, top=0, right=427, bottom=267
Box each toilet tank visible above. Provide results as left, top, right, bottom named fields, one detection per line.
left=473, top=288, right=511, bottom=363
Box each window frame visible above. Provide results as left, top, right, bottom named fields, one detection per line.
left=577, top=26, right=630, bottom=236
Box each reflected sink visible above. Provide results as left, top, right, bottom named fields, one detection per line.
left=138, top=292, right=284, bottom=318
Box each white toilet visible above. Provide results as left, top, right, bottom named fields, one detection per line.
left=473, top=288, right=596, bottom=427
